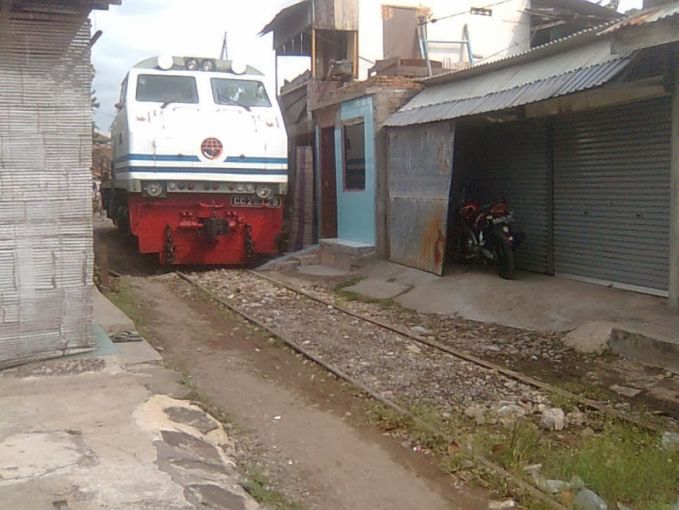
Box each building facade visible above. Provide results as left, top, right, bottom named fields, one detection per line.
left=263, top=0, right=621, bottom=257
left=385, top=2, right=679, bottom=306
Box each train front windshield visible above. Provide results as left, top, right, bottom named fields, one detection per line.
left=136, top=75, right=199, bottom=104
left=211, top=79, right=271, bottom=108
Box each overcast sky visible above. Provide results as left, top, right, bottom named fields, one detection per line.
left=91, top=0, right=642, bottom=132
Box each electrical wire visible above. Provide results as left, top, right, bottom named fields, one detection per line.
left=426, top=0, right=516, bottom=24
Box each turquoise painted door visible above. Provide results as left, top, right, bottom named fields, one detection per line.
left=334, top=97, right=376, bottom=246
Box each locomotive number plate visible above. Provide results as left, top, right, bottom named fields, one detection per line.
left=231, top=195, right=282, bottom=208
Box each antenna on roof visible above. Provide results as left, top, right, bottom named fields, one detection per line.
left=220, top=32, right=228, bottom=60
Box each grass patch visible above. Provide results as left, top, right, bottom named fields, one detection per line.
left=372, top=400, right=679, bottom=509
left=480, top=418, right=679, bottom=508
left=540, top=421, right=679, bottom=509
left=244, top=466, right=305, bottom=510
left=548, top=391, right=579, bottom=413
left=558, top=379, right=618, bottom=403
left=103, top=278, right=145, bottom=330
left=369, top=403, right=412, bottom=431
left=332, top=277, right=397, bottom=308
left=335, top=289, right=396, bottom=308
left=409, top=404, right=451, bottom=452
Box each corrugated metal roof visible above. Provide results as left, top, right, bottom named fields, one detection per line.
left=419, top=1, right=679, bottom=90
left=601, top=2, right=679, bottom=33
left=386, top=38, right=633, bottom=127
left=260, top=0, right=311, bottom=35
left=421, top=19, right=618, bottom=87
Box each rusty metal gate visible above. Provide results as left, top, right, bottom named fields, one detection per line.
left=387, top=122, right=454, bottom=275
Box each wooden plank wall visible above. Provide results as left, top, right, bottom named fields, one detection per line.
left=0, top=13, right=95, bottom=368
left=289, top=145, right=315, bottom=251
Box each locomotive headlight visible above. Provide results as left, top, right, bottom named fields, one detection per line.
left=167, top=182, right=177, bottom=191
left=256, top=185, right=272, bottom=199
left=236, top=184, right=245, bottom=193
left=144, top=182, right=165, bottom=197
left=201, top=59, right=216, bottom=72
left=230, top=59, right=247, bottom=75
left=185, top=58, right=199, bottom=71
left=245, top=184, right=255, bottom=193
left=157, top=55, right=174, bottom=71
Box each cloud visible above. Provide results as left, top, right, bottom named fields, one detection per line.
left=92, top=0, right=643, bottom=132
left=91, top=0, right=306, bottom=131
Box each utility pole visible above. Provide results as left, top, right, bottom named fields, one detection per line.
left=220, top=32, right=228, bottom=60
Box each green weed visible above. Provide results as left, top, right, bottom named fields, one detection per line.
left=490, top=421, right=544, bottom=472
left=541, top=421, right=679, bottom=509
left=104, top=279, right=145, bottom=330
left=368, top=404, right=412, bottom=431
left=244, top=466, right=305, bottom=510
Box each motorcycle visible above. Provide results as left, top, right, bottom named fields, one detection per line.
left=451, top=188, right=523, bottom=279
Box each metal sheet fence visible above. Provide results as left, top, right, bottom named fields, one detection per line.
left=387, top=122, right=454, bottom=275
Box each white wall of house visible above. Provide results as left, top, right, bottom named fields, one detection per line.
left=357, top=0, right=531, bottom=78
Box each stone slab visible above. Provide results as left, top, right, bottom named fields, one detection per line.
left=562, top=321, right=616, bottom=354
left=116, top=339, right=163, bottom=366
left=344, top=278, right=411, bottom=300
left=0, top=358, right=259, bottom=510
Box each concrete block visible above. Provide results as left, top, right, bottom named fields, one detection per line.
left=610, top=329, right=679, bottom=374
left=562, top=321, right=616, bottom=354
left=320, top=238, right=376, bottom=271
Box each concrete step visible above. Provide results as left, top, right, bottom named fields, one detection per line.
left=319, top=238, right=377, bottom=271
left=258, top=245, right=320, bottom=271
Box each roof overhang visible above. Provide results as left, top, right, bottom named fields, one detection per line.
left=1, top=0, right=120, bottom=15
left=385, top=2, right=679, bottom=128
left=531, top=0, right=623, bottom=21
left=260, top=0, right=312, bottom=54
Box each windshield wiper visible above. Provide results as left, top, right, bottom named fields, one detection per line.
left=160, top=95, right=188, bottom=109
left=218, top=92, right=251, bottom=112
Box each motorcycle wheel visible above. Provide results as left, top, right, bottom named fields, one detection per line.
left=451, top=229, right=474, bottom=264
left=493, top=233, right=515, bottom=280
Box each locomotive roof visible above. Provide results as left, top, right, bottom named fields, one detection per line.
left=133, top=56, right=264, bottom=76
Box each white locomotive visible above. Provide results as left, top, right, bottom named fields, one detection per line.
left=104, top=55, right=288, bottom=264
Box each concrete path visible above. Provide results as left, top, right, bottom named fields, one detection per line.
left=345, top=261, right=679, bottom=371
left=0, top=298, right=260, bottom=509
left=93, top=286, right=135, bottom=335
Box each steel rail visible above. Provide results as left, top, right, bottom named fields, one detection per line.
left=249, top=269, right=666, bottom=434
left=177, top=271, right=568, bottom=510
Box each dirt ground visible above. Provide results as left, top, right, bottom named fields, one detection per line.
left=124, top=274, right=490, bottom=510
left=96, top=219, right=678, bottom=509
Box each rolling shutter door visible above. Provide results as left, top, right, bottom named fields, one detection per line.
left=478, top=119, right=552, bottom=274
left=553, top=97, right=671, bottom=293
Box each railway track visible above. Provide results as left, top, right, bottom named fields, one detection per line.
left=177, top=270, right=568, bottom=509
left=167, top=268, right=674, bottom=509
